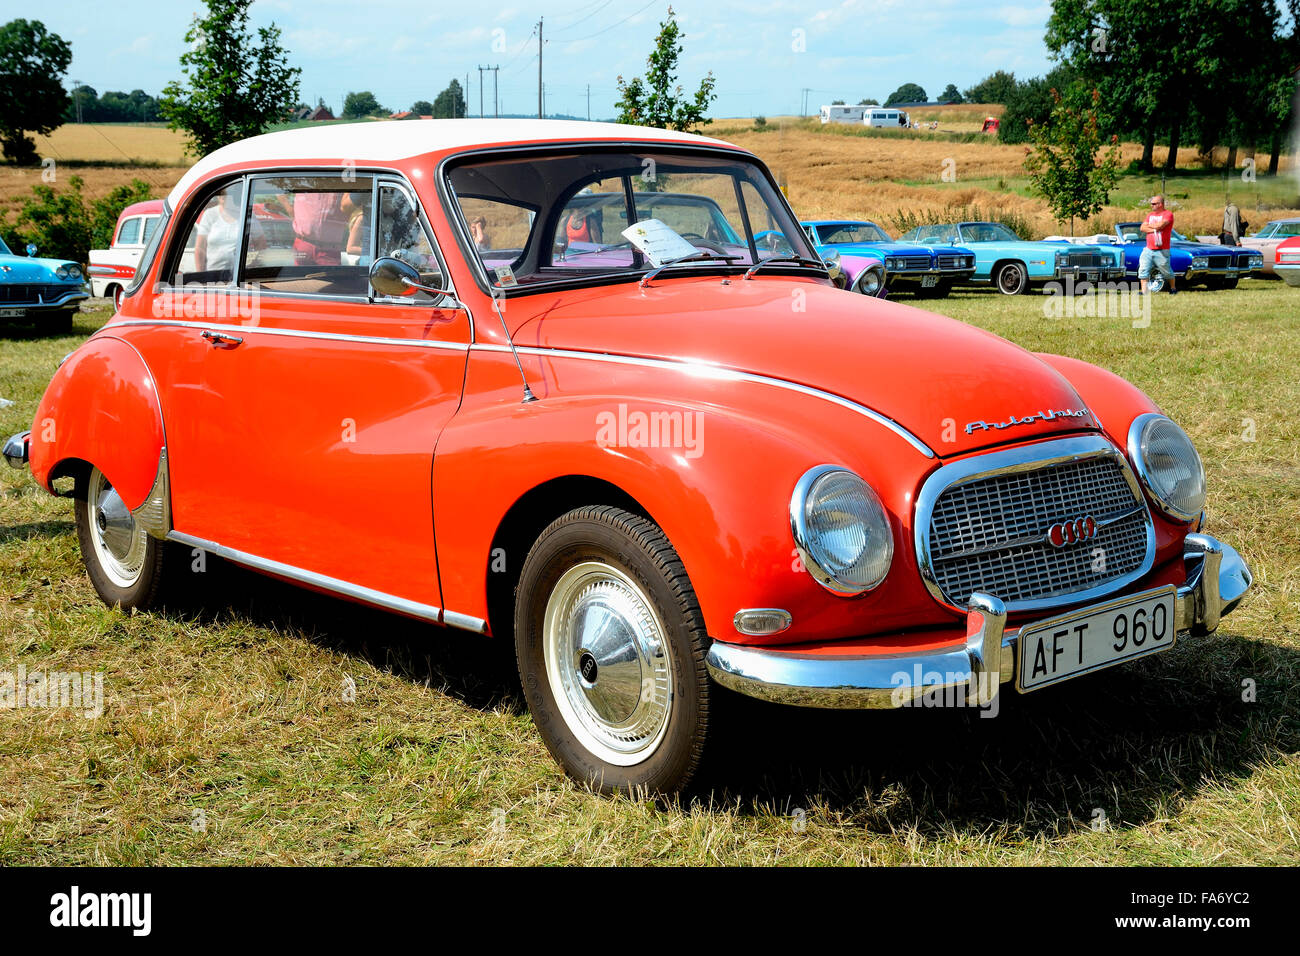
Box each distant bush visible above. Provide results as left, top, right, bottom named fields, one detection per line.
left=2, top=174, right=154, bottom=264
left=753, top=116, right=766, bottom=129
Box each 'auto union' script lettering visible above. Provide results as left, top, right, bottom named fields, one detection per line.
left=965, top=408, right=1088, bottom=435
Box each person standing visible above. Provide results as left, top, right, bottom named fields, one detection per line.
left=1139, top=194, right=1176, bottom=294
left=1221, top=201, right=1247, bottom=245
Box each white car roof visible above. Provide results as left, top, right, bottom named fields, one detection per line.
left=167, top=119, right=735, bottom=208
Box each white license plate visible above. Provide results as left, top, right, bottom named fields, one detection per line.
left=920, top=275, right=938, bottom=287
left=0, top=307, right=26, bottom=318
left=1017, top=585, right=1177, bottom=692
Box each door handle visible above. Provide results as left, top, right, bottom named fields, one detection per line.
left=201, top=330, right=243, bottom=348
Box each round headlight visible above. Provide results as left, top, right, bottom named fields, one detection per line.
left=1191, top=256, right=1208, bottom=268
left=65, top=264, right=81, bottom=279
left=791, top=465, right=893, bottom=595
left=55, top=265, right=69, bottom=279
left=1127, top=413, right=1206, bottom=521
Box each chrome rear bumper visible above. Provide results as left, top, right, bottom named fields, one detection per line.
left=705, top=533, right=1251, bottom=709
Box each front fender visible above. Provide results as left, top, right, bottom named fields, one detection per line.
left=29, top=335, right=165, bottom=510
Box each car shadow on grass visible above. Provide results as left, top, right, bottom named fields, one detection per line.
left=0, top=519, right=74, bottom=545
left=696, top=631, right=1300, bottom=837
left=156, top=554, right=1296, bottom=836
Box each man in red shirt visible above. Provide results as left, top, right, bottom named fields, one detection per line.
left=1139, top=194, right=1176, bottom=294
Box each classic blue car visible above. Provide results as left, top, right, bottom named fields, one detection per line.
left=0, top=236, right=88, bottom=333
left=801, top=219, right=975, bottom=298
left=897, top=221, right=1125, bottom=295
left=1105, top=222, right=1262, bottom=289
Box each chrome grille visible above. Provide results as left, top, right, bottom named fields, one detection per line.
left=936, top=254, right=968, bottom=270
left=893, top=255, right=932, bottom=271
left=0, top=284, right=64, bottom=304
left=1065, top=252, right=1105, bottom=268
left=923, top=452, right=1151, bottom=608
left=1207, top=255, right=1231, bottom=269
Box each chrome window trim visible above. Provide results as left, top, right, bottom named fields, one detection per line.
left=1126, top=412, right=1202, bottom=523
left=111, top=318, right=472, bottom=352
left=914, top=434, right=1156, bottom=613
left=166, top=530, right=488, bottom=634
left=470, top=342, right=936, bottom=457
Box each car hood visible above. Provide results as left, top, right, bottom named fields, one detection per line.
left=0, top=256, right=75, bottom=281
left=509, top=277, right=1100, bottom=457
left=824, top=241, right=939, bottom=257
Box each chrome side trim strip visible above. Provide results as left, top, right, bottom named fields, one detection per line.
left=164, top=530, right=488, bottom=633
left=111, top=318, right=471, bottom=352
left=130, top=447, right=171, bottom=539
left=473, top=343, right=936, bottom=458
left=913, top=434, right=1156, bottom=614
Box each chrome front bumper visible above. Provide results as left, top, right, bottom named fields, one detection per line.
left=3, top=431, right=30, bottom=469
left=706, top=533, right=1251, bottom=709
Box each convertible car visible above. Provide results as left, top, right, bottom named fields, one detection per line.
left=897, top=221, right=1125, bottom=294
left=0, top=235, right=88, bottom=333
left=4, top=119, right=1252, bottom=795
left=801, top=219, right=975, bottom=298
left=1100, top=223, right=1262, bottom=289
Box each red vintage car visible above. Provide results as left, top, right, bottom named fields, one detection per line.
left=3, top=120, right=1252, bottom=794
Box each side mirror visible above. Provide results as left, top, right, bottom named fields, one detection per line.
left=369, top=255, right=456, bottom=302
left=821, top=249, right=845, bottom=287
left=1122, top=232, right=1140, bottom=242
left=25, top=243, right=37, bottom=257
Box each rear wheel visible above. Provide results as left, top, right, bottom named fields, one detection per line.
left=995, top=261, right=1029, bottom=295
left=75, top=465, right=170, bottom=610
left=514, top=506, right=710, bottom=794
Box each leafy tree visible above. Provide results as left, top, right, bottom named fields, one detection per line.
left=343, top=91, right=383, bottom=118
left=160, top=0, right=301, bottom=157
left=998, top=64, right=1077, bottom=144
left=67, top=86, right=164, bottom=123
left=0, top=19, right=72, bottom=165
left=964, top=70, right=1017, bottom=104
left=3, top=174, right=153, bottom=263
left=1024, top=85, right=1122, bottom=234
left=432, top=79, right=466, bottom=118
left=939, top=84, right=963, bottom=104
left=858, top=97, right=879, bottom=105
left=831, top=99, right=846, bottom=105
left=885, top=83, right=927, bottom=106
left=411, top=100, right=434, bottom=116
left=615, top=6, right=717, bottom=132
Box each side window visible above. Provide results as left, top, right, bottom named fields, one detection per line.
left=241, top=174, right=374, bottom=297
left=117, top=217, right=142, bottom=246
left=376, top=183, right=444, bottom=301
left=141, top=216, right=159, bottom=244
left=170, top=180, right=246, bottom=286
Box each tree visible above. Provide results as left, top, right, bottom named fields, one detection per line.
left=342, top=91, right=384, bottom=118
left=831, top=99, right=846, bottom=105
left=964, top=70, right=1017, bottom=104
left=998, top=64, right=1077, bottom=144
left=411, top=100, right=434, bottom=116
left=3, top=174, right=153, bottom=263
left=159, top=0, right=301, bottom=157
left=615, top=6, right=717, bottom=132
left=431, top=79, right=466, bottom=118
left=939, top=84, right=963, bottom=104
left=0, top=19, right=72, bottom=165
left=885, top=83, right=927, bottom=106
left=858, top=97, right=879, bottom=105
left=1024, top=85, right=1122, bottom=235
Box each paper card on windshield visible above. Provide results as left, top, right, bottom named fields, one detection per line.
left=621, top=219, right=698, bottom=267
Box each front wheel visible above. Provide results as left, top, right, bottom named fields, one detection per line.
left=514, top=506, right=711, bottom=795
left=995, top=261, right=1029, bottom=295
left=75, top=465, right=170, bottom=610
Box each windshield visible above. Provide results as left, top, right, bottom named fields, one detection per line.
left=0, top=235, right=11, bottom=255
left=444, top=148, right=815, bottom=289
left=958, top=222, right=1020, bottom=243
left=816, top=222, right=890, bottom=244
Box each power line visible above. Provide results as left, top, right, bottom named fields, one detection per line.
left=562, top=0, right=659, bottom=44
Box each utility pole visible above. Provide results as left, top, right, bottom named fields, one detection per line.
left=537, top=17, right=544, bottom=119
left=73, top=80, right=83, bottom=122
left=587, top=84, right=590, bottom=121
left=466, top=72, right=470, bottom=119
left=491, top=65, right=499, bottom=118
left=477, top=66, right=487, bottom=118
left=800, top=88, right=812, bottom=118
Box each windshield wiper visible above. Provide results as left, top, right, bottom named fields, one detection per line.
left=742, top=255, right=827, bottom=280
left=639, top=251, right=745, bottom=289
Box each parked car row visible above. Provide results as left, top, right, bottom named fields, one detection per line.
left=4, top=120, right=1254, bottom=795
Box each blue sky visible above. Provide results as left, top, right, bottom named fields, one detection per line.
left=6, top=0, right=1056, bottom=118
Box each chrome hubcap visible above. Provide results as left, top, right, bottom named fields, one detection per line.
left=87, top=468, right=147, bottom=588
left=543, top=561, right=673, bottom=766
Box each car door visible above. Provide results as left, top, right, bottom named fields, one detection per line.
left=167, top=171, right=470, bottom=612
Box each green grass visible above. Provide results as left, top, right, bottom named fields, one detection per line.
left=2, top=286, right=1298, bottom=865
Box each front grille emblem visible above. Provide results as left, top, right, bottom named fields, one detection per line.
left=1047, top=515, right=1097, bottom=548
